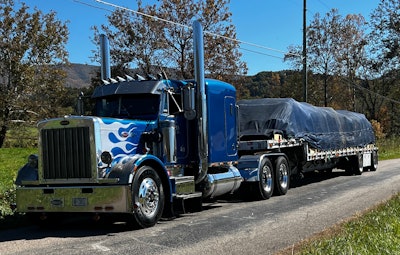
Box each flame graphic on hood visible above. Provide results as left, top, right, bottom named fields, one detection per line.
left=98, top=119, right=148, bottom=160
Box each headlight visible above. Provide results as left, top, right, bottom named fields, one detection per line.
left=28, top=154, right=38, bottom=168
left=100, top=151, right=113, bottom=165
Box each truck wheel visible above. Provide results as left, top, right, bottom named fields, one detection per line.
left=256, top=158, right=274, bottom=200
left=131, top=165, right=165, bottom=228
left=274, top=156, right=290, bottom=195
left=368, top=150, right=378, bottom=171
left=353, top=154, right=364, bottom=175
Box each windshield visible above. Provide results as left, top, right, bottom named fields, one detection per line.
left=94, top=94, right=160, bottom=120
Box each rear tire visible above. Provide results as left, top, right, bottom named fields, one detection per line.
left=368, top=150, right=378, bottom=171
left=353, top=154, right=364, bottom=175
left=274, top=156, right=290, bottom=195
left=131, top=165, right=164, bottom=228
left=254, top=158, right=274, bottom=200
left=245, top=158, right=274, bottom=201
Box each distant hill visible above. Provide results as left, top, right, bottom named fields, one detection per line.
left=63, top=63, right=99, bottom=88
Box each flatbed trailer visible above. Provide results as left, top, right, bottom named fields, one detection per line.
left=239, top=137, right=378, bottom=172
left=234, top=98, right=378, bottom=200
left=235, top=134, right=378, bottom=201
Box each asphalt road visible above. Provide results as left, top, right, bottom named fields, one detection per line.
left=1, top=159, right=399, bottom=255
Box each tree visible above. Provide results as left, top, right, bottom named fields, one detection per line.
left=336, top=14, right=367, bottom=111
left=285, top=9, right=367, bottom=109
left=286, top=10, right=339, bottom=106
left=92, top=0, right=163, bottom=77
left=369, top=0, right=400, bottom=71
left=92, top=0, right=247, bottom=88
left=366, top=0, right=400, bottom=135
left=0, top=0, right=69, bottom=147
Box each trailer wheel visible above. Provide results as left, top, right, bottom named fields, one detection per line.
left=368, top=150, right=378, bottom=171
left=131, top=165, right=164, bottom=228
left=353, top=154, right=364, bottom=175
left=274, top=156, right=290, bottom=195
left=255, top=158, right=274, bottom=200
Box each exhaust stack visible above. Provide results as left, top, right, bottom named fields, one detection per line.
left=193, top=20, right=208, bottom=184
left=100, top=34, right=111, bottom=80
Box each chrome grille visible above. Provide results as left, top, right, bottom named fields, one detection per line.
left=41, top=127, right=92, bottom=179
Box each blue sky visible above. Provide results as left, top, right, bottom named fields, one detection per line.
left=19, top=0, right=380, bottom=75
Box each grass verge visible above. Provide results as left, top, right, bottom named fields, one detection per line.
left=278, top=193, right=400, bottom=254
left=377, top=136, right=400, bottom=160
left=0, top=148, right=37, bottom=221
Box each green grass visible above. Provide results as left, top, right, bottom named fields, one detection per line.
left=281, top=193, right=400, bottom=255
left=376, top=136, right=400, bottom=160
left=0, top=148, right=37, bottom=218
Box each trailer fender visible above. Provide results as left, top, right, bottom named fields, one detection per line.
left=238, top=153, right=289, bottom=182
left=237, top=155, right=268, bottom=182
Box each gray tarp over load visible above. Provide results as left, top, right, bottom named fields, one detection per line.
left=238, top=98, right=375, bottom=150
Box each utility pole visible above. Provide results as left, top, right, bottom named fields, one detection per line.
left=303, top=0, right=307, bottom=103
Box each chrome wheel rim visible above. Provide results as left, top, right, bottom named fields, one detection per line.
left=261, top=164, right=273, bottom=193
left=279, top=163, right=288, bottom=189
left=138, top=177, right=160, bottom=218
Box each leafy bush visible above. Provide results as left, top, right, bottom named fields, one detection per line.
left=0, top=148, right=37, bottom=219
left=3, top=124, right=38, bottom=148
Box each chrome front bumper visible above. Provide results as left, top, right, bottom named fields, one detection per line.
left=16, top=185, right=131, bottom=213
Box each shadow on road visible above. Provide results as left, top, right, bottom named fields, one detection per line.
left=290, top=169, right=348, bottom=188
left=0, top=215, right=137, bottom=242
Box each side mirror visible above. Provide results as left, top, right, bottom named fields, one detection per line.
left=182, top=83, right=196, bottom=120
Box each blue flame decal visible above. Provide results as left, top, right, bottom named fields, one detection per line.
left=97, top=119, right=149, bottom=162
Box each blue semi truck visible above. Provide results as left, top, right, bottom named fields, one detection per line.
left=15, top=21, right=378, bottom=228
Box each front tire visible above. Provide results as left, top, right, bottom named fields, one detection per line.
left=131, top=165, right=164, bottom=228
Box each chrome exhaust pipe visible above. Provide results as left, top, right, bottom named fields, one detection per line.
left=193, top=20, right=209, bottom=184
left=100, top=34, right=111, bottom=80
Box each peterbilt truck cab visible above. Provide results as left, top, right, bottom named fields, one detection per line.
left=16, top=76, right=243, bottom=228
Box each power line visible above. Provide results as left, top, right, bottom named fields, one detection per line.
left=315, top=0, right=331, bottom=11
left=93, top=0, right=301, bottom=58
left=350, top=80, right=400, bottom=105
left=73, top=0, right=113, bottom=13
left=239, top=47, right=284, bottom=60
left=95, top=0, right=192, bottom=30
